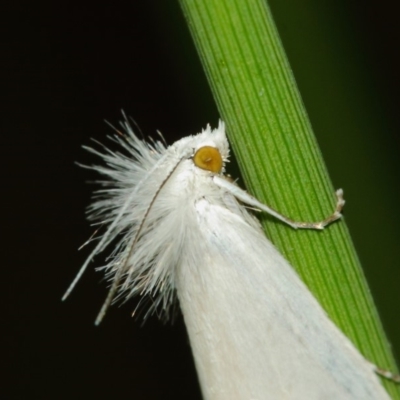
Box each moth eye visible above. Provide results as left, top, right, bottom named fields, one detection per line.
left=193, top=146, right=223, bottom=173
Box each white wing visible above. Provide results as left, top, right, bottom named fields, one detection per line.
left=176, top=197, right=389, bottom=400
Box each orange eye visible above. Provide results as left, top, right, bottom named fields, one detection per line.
left=193, top=146, right=223, bottom=173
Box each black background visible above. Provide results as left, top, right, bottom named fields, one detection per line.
left=3, top=1, right=400, bottom=399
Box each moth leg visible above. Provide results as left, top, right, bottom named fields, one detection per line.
left=213, top=175, right=344, bottom=230
left=375, top=366, right=400, bottom=383
left=282, top=189, right=345, bottom=230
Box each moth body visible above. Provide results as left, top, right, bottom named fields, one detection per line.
left=65, top=119, right=392, bottom=399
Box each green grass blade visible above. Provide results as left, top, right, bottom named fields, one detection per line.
left=178, top=0, right=399, bottom=397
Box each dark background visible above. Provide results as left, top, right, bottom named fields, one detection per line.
left=3, top=1, right=400, bottom=399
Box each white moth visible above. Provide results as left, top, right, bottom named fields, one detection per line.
left=64, top=118, right=397, bottom=399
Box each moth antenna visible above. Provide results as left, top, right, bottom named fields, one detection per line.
left=94, top=154, right=185, bottom=325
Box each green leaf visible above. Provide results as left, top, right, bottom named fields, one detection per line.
left=178, top=0, right=399, bottom=397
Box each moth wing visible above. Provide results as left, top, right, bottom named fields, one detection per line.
left=176, top=198, right=389, bottom=400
